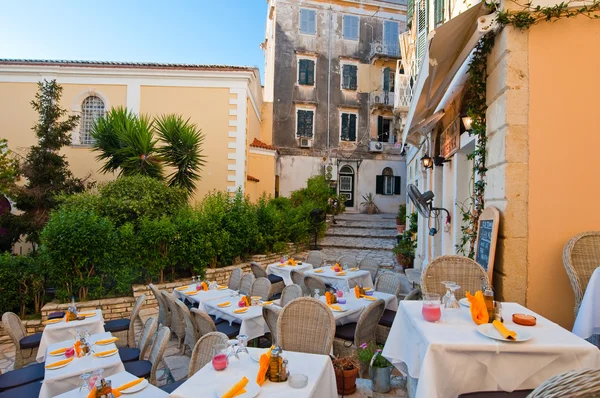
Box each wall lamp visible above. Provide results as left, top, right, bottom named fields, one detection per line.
left=421, top=154, right=434, bottom=170
left=462, top=116, right=473, bottom=132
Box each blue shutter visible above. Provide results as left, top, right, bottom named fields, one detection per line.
left=300, top=9, right=316, bottom=34
left=307, top=60, right=315, bottom=85
left=349, top=114, right=357, bottom=141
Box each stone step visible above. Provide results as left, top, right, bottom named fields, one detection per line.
left=330, top=220, right=398, bottom=230
left=318, top=248, right=398, bottom=268
left=326, top=227, right=398, bottom=238
left=334, top=213, right=397, bottom=221
left=318, top=236, right=396, bottom=251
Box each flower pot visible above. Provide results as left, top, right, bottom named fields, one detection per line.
left=396, top=225, right=406, bottom=234
left=396, top=253, right=414, bottom=271
left=334, top=367, right=359, bottom=395
left=367, top=204, right=376, bottom=214
left=370, top=365, right=393, bottom=393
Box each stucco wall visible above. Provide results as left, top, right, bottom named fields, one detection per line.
left=247, top=152, right=277, bottom=202
left=279, top=155, right=324, bottom=197
left=353, top=158, right=406, bottom=213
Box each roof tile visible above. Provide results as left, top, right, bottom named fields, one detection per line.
left=249, top=138, right=277, bottom=151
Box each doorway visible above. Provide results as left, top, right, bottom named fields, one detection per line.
left=339, top=165, right=355, bottom=208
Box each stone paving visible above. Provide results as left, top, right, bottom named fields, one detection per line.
left=320, top=236, right=396, bottom=250
left=326, top=227, right=398, bottom=238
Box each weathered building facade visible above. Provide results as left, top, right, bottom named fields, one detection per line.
left=263, top=0, right=408, bottom=213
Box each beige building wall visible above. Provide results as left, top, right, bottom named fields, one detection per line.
left=247, top=152, right=277, bottom=203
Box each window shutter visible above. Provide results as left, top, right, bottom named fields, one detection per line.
left=307, top=60, right=314, bottom=85
left=383, top=67, right=390, bottom=91
left=341, top=113, right=349, bottom=141
left=377, top=116, right=383, bottom=141
left=308, top=9, right=316, bottom=33
left=299, top=59, right=307, bottom=84
left=342, top=65, right=349, bottom=89
left=343, top=16, right=351, bottom=38
left=350, top=65, right=357, bottom=90
left=408, top=0, right=414, bottom=24
left=434, top=0, right=444, bottom=25
left=306, top=111, right=314, bottom=137
left=376, top=176, right=384, bottom=195
left=300, top=10, right=308, bottom=33
left=349, top=114, right=357, bottom=141
left=394, top=176, right=401, bottom=195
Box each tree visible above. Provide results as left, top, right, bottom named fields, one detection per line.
left=0, top=139, right=19, bottom=194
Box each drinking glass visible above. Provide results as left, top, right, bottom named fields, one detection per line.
left=443, top=284, right=462, bottom=323
left=191, top=276, right=196, bottom=286
left=212, top=344, right=229, bottom=371
left=342, top=262, right=348, bottom=270
left=441, top=281, right=456, bottom=305
left=422, top=293, right=441, bottom=322
left=235, top=334, right=249, bottom=357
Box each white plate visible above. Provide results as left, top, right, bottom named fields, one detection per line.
left=95, top=349, right=118, bottom=358
left=119, top=378, right=149, bottom=394
left=476, top=323, right=532, bottom=342
left=46, top=360, right=73, bottom=370
left=330, top=305, right=348, bottom=313
left=95, top=339, right=118, bottom=346
left=459, top=298, right=470, bottom=307
left=250, top=348, right=269, bottom=362
left=217, top=303, right=232, bottom=308
left=216, top=380, right=260, bottom=398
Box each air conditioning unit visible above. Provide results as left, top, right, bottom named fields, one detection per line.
left=369, top=141, right=384, bottom=152
left=299, top=137, right=312, bottom=148
left=374, top=95, right=382, bottom=104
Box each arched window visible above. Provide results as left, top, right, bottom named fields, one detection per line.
left=376, top=167, right=401, bottom=196
left=80, top=96, right=105, bottom=145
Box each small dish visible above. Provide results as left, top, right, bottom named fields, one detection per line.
left=288, top=374, right=308, bottom=389
left=119, top=378, right=149, bottom=394
left=45, top=358, right=74, bottom=369
left=337, top=299, right=347, bottom=305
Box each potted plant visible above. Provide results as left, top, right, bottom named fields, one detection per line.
left=360, top=193, right=379, bottom=214
left=357, top=342, right=394, bottom=393
left=393, top=212, right=418, bottom=271
left=331, top=355, right=360, bottom=395
left=396, top=204, right=407, bottom=233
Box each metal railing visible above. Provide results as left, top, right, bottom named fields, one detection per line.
left=370, top=41, right=401, bottom=58
left=369, top=90, right=394, bottom=107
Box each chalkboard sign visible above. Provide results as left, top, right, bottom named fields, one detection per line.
left=475, top=207, right=499, bottom=282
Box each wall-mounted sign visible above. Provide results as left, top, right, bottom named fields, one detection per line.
left=440, top=117, right=460, bottom=158
left=475, top=206, right=500, bottom=283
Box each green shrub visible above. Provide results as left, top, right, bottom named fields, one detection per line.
left=138, top=216, right=177, bottom=283
left=171, top=209, right=210, bottom=277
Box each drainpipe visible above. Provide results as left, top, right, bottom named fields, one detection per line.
left=327, top=7, right=332, bottom=155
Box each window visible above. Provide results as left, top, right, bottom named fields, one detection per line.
left=340, top=112, right=357, bottom=142
left=341, top=64, right=358, bottom=90
left=383, top=21, right=400, bottom=56
left=80, top=95, right=105, bottom=145
left=377, top=116, right=393, bottom=143
left=376, top=167, right=401, bottom=195
left=300, top=8, right=316, bottom=35
left=434, top=0, right=444, bottom=25
left=298, top=59, right=315, bottom=86
left=383, top=67, right=395, bottom=93
left=343, top=15, right=359, bottom=40
left=296, top=109, right=314, bottom=138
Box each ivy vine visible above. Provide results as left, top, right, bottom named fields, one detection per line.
left=456, top=0, right=600, bottom=257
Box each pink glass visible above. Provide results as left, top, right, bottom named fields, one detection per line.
left=422, top=293, right=442, bottom=322
left=212, top=344, right=229, bottom=371
left=238, top=299, right=246, bottom=308
left=336, top=290, right=344, bottom=298
left=65, top=347, right=75, bottom=358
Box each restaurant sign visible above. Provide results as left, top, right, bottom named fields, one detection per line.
left=440, top=117, right=460, bottom=158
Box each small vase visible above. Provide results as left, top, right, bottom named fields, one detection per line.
left=370, top=365, right=393, bottom=393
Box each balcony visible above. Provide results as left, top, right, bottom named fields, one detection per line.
left=394, top=61, right=413, bottom=112
left=369, top=90, right=394, bottom=109
left=370, top=40, right=401, bottom=59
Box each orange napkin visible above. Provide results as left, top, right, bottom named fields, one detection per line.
left=223, top=376, right=249, bottom=398
left=328, top=304, right=342, bottom=311
left=78, top=311, right=96, bottom=317
left=349, top=267, right=359, bottom=271
left=176, top=286, right=189, bottom=291
left=243, top=296, right=251, bottom=307
left=493, top=320, right=517, bottom=340
left=286, top=259, right=297, bottom=266
left=94, top=348, right=118, bottom=357
left=45, top=357, right=74, bottom=368
left=354, top=286, right=361, bottom=299
left=44, top=319, right=62, bottom=325
left=74, top=340, right=82, bottom=357
left=185, top=291, right=199, bottom=295
left=218, top=301, right=231, bottom=307
left=314, top=269, right=324, bottom=273
left=325, top=291, right=332, bottom=305
left=234, top=308, right=248, bottom=314
left=336, top=272, right=347, bottom=276
left=260, top=301, right=274, bottom=306
left=201, top=281, right=208, bottom=291
left=331, top=264, right=342, bottom=272
left=49, top=347, right=68, bottom=355
left=95, top=337, right=118, bottom=345
left=256, top=348, right=272, bottom=385
left=361, top=295, right=376, bottom=301
left=466, top=291, right=489, bottom=325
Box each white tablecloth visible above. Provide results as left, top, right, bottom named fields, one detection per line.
left=169, top=347, right=337, bottom=397
left=55, top=371, right=168, bottom=397
left=203, top=301, right=269, bottom=341
left=37, top=309, right=106, bottom=362
left=266, top=262, right=314, bottom=285
left=573, top=266, right=600, bottom=339
left=319, top=291, right=398, bottom=325
left=40, top=331, right=126, bottom=398
left=304, top=268, right=373, bottom=291
left=173, top=286, right=236, bottom=312
left=383, top=301, right=600, bottom=398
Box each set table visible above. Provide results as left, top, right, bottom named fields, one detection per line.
left=37, top=309, right=106, bottom=362
left=572, top=266, right=600, bottom=340
left=172, top=285, right=237, bottom=312
left=382, top=301, right=600, bottom=398
left=304, top=267, right=373, bottom=291
left=203, top=299, right=270, bottom=341
left=266, top=262, right=313, bottom=285
left=320, top=291, right=398, bottom=325
left=55, top=371, right=168, bottom=397
left=169, top=347, right=337, bottom=397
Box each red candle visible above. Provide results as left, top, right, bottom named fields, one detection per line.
left=212, top=353, right=228, bottom=371
left=422, top=303, right=442, bottom=322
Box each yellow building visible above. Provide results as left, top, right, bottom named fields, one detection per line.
left=0, top=59, right=275, bottom=203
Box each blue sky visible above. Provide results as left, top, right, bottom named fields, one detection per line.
left=0, top=1, right=268, bottom=82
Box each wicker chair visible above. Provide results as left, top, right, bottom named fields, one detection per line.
left=1, top=312, right=41, bottom=369
left=422, top=255, right=489, bottom=299
left=124, top=326, right=171, bottom=386
left=277, top=297, right=335, bottom=355
left=105, top=293, right=145, bottom=348
left=528, top=368, right=600, bottom=397
left=227, top=268, right=243, bottom=291
left=262, top=305, right=281, bottom=345
left=290, top=270, right=310, bottom=296
left=334, top=299, right=385, bottom=364
left=161, top=291, right=185, bottom=349
left=190, top=308, right=241, bottom=339
left=280, top=285, right=303, bottom=307
left=338, top=255, right=358, bottom=268
left=305, top=251, right=325, bottom=268
left=250, top=263, right=284, bottom=299
left=304, top=275, right=327, bottom=296
left=563, top=231, right=600, bottom=347
left=375, top=272, right=403, bottom=298
left=250, top=277, right=271, bottom=300
left=159, top=332, right=229, bottom=393
left=239, top=273, right=255, bottom=296
left=359, top=257, right=381, bottom=283
left=405, top=287, right=422, bottom=300
left=175, top=299, right=199, bottom=355
left=149, top=284, right=170, bottom=327
left=118, top=317, right=158, bottom=363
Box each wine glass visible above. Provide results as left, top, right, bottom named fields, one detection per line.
left=342, top=262, right=348, bottom=270
left=443, top=284, right=462, bottom=323
left=78, top=373, right=91, bottom=395
left=235, top=334, right=250, bottom=357
left=441, top=281, right=456, bottom=305
left=191, top=276, right=196, bottom=286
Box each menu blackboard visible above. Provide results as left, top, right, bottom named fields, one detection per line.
left=475, top=207, right=499, bottom=282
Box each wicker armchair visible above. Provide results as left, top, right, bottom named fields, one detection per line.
left=175, top=299, right=199, bottom=355
left=161, top=291, right=185, bottom=349
left=422, top=255, right=489, bottom=299
left=338, top=255, right=358, bottom=268
left=305, top=251, right=325, bottom=268
left=250, top=262, right=284, bottom=299
left=280, top=285, right=302, bottom=307
left=1, top=312, right=40, bottom=369
left=239, top=273, right=255, bottom=296
left=124, top=326, right=171, bottom=386
left=118, top=317, right=158, bottom=363
left=149, top=284, right=170, bottom=327
left=563, top=231, right=600, bottom=347
left=277, top=297, right=335, bottom=355
left=190, top=308, right=241, bottom=339
left=405, top=287, right=422, bottom=300
left=228, top=268, right=243, bottom=291
left=528, top=368, right=600, bottom=397
left=375, top=272, right=403, bottom=298
left=262, top=305, right=281, bottom=345
left=105, top=293, right=145, bottom=348
left=250, top=277, right=271, bottom=300
left=290, top=270, right=310, bottom=296
left=304, top=275, right=327, bottom=296
left=359, top=257, right=380, bottom=283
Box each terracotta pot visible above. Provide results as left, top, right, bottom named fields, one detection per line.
left=367, top=204, right=376, bottom=214
left=396, top=253, right=414, bottom=272
left=396, top=225, right=406, bottom=234
left=334, top=367, right=359, bottom=395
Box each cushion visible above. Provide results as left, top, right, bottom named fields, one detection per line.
left=458, top=391, right=533, bottom=398
left=209, top=314, right=225, bottom=325
left=0, top=363, right=44, bottom=392
left=267, top=274, right=284, bottom=284
left=105, top=318, right=130, bottom=332
left=216, top=322, right=242, bottom=339
left=118, top=347, right=140, bottom=363
left=378, top=309, right=396, bottom=328
left=0, top=380, right=42, bottom=397
left=18, top=333, right=42, bottom=349
left=123, top=360, right=152, bottom=379
left=47, top=312, right=65, bottom=320
left=334, top=323, right=357, bottom=341
left=159, top=378, right=186, bottom=393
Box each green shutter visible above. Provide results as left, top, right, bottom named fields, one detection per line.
left=407, top=0, right=414, bottom=25
left=307, top=60, right=314, bottom=85
left=383, top=67, right=390, bottom=91
left=394, top=176, right=401, bottom=195
left=349, top=114, right=357, bottom=141
left=377, top=116, right=383, bottom=142
left=298, top=110, right=314, bottom=137
left=376, top=176, right=384, bottom=194
left=341, top=113, right=349, bottom=141
left=350, top=65, right=357, bottom=90
left=435, top=0, right=444, bottom=25
left=342, top=65, right=357, bottom=90
left=298, top=59, right=307, bottom=84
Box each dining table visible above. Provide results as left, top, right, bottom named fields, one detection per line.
left=172, top=285, right=237, bottom=312
left=39, top=331, right=125, bottom=398
left=572, top=266, right=600, bottom=340
left=168, top=347, right=337, bottom=397
left=266, top=262, right=314, bottom=285
left=382, top=300, right=600, bottom=398
left=304, top=267, right=373, bottom=290
left=36, top=309, right=106, bottom=362
left=55, top=371, right=168, bottom=397
left=203, top=299, right=270, bottom=341
left=320, top=290, right=398, bottom=325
